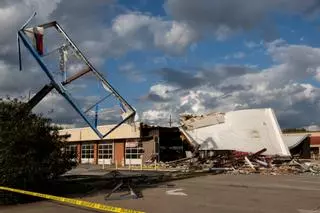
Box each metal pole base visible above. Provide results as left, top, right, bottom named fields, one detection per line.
left=104, top=178, right=142, bottom=200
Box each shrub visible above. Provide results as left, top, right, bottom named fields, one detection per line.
left=0, top=98, right=76, bottom=204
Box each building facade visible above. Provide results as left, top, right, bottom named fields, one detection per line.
left=59, top=123, right=185, bottom=166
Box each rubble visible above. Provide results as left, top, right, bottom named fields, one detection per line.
left=173, top=108, right=320, bottom=176
left=158, top=147, right=320, bottom=176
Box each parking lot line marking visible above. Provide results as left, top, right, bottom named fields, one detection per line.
left=0, top=186, right=145, bottom=213
left=166, top=188, right=187, bottom=196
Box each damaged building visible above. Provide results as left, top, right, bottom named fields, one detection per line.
left=283, top=132, right=320, bottom=159
left=59, top=108, right=320, bottom=167
left=179, top=108, right=291, bottom=157
left=59, top=123, right=187, bottom=166
left=282, top=133, right=311, bottom=159
left=179, top=108, right=319, bottom=159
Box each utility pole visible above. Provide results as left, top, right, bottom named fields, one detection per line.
left=169, top=114, right=172, bottom=127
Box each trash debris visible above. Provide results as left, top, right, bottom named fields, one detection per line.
left=156, top=146, right=320, bottom=176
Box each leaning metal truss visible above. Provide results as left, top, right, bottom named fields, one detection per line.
left=17, top=13, right=136, bottom=139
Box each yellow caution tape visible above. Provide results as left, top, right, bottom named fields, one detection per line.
left=0, top=186, right=145, bottom=213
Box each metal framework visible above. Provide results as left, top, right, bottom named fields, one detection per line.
left=18, top=13, right=136, bottom=139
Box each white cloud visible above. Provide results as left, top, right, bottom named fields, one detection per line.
left=245, top=41, right=262, bottom=49
left=119, top=62, right=135, bottom=71
left=142, top=41, right=320, bottom=128
left=2, top=1, right=320, bottom=130
left=0, top=60, right=48, bottom=96
left=233, top=52, right=246, bottom=59
left=165, top=0, right=320, bottom=41
left=142, top=110, right=172, bottom=125
left=111, top=12, right=198, bottom=55
left=0, top=0, right=60, bottom=49
left=153, top=56, right=168, bottom=65
left=315, top=68, right=320, bottom=82
left=305, top=125, right=320, bottom=131
left=118, top=62, right=146, bottom=83
left=225, top=52, right=246, bottom=60
left=55, top=123, right=77, bottom=129
left=149, top=84, right=177, bottom=99
left=214, top=25, right=233, bottom=41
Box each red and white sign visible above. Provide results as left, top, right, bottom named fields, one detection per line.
left=25, top=27, right=44, bottom=55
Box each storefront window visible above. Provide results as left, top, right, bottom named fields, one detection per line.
left=65, top=144, right=77, bottom=158
left=125, top=141, right=144, bottom=159
left=81, top=144, right=94, bottom=159
left=98, top=144, right=113, bottom=159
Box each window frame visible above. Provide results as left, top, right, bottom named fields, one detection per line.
left=65, top=144, right=77, bottom=158
left=98, top=143, right=113, bottom=159
left=81, top=144, right=94, bottom=159
left=125, top=141, right=144, bottom=159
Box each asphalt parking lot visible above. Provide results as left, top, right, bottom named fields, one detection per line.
left=1, top=174, right=320, bottom=213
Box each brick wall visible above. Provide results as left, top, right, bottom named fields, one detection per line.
left=310, top=136, right=320, bottom=145
left=77, top=143, right=81, bottom=163
left=94, top=143, right=98, bottom=164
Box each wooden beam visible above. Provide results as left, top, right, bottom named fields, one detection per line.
left=38, top=21, right=57, bottom=29
left=62, top=66, right=91, bottom=85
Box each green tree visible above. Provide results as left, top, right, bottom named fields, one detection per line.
left=0, top=98, right=76, bottom=203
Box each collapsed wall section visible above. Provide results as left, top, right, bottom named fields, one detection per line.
left=180, top=108, right=291, bottom=156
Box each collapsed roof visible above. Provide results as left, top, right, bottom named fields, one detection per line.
left=283, top=134, right=310, bottom=149
left=179, top=108, right=291, bottom=156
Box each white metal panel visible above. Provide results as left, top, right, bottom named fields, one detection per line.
left=182, top=108, right=291, bottom=156
left=81, top=158, right=94, bottom=164
left=98, top=159, right=112, bottom=165
left=125, top=159, right=142, bottom=165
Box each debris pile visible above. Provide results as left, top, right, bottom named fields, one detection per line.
left=210, top=150, right=320, bottom=175
left=172, top=108, right=320, bottom=176
left=162, top=148, right=320, bottom=176
left=224, top=160, right=320, bottom=176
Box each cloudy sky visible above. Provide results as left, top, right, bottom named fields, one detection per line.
left=1, top=0, right=320, bottom=130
